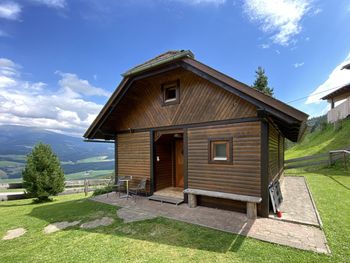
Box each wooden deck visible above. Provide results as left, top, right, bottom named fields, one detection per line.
left=149, top=187, right=184, bottom=205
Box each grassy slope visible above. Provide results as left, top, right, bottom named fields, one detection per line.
left=286, top=119, right=350, bottom=159
left=0, top=168, right=349, bottom=263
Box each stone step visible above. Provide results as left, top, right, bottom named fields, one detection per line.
left=148, top=195, right=184, bottom=205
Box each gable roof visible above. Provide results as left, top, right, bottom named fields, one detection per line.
left=122, top=50, right=194, bottom=77
left=321, top=83, right=350, bottom=101
left=84, top=50, right=308, bottom=142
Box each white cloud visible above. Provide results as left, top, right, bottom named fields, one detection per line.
left=260, top=43, right=270, bottom=49
left=31, top=0, right=66, bottom=8
left=56, top=71, right=110, bottom=97
left=306, top=53, right=350, bottom=104
left=0, top=58, right=109, bottom=136
left=0, top=1, right=21, bottom=20
left=243, top=0, right=311, bottom=46
left=293, top=62, right=304, bottom=68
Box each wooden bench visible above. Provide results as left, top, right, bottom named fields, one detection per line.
left=183, top=188, right=262, bottom=219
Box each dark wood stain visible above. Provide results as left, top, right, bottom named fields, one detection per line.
left=187, top=122, right=261, bottom=199
left=106, top=68, right=257, bottom=132
left=117, top=132, right=151, bottom=191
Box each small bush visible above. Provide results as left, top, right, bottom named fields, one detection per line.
left=92, top=186, right=113, bottom=196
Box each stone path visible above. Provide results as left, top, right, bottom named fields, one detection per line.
left=2, top=228, right=26, bottom=240
left=80, top=217, right=114, bottom=229
left=270, top=176, right=321, bottom=227
left=44, top=221, right=81, bottom=234
left=117, top=207, right=157, bottom=223
left=92, top=190, right=330, bottom=254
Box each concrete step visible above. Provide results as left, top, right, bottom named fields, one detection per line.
left=148, top=195, right=184, bottom=205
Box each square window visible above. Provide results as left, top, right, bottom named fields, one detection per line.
left=214, top=143, right=228, bottom=160
left=162, top=81, right=179, bottom=105
left=209, top=138, right=233, bottom=164
left=165, top=87, right=177, bottom=102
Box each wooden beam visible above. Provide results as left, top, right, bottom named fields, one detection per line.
left=150, top=129, right=155, bottom=195
left=183, top=188, right=262, bottom=203
left=183, top=128, right=188, bottom=203
left=115, top=117, right=261, bottom=134
left=260, top=118, right=270, bottom=217
left=115, top=136, right=118, bottom=182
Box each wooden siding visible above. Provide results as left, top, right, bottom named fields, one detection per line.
left=187, top=122, right=261, bottom=197
left=106, top=68, right=257, bottom=132
left=198, top=196, right=246, bottom=213
left=117, top=132, right=151, bottom=190
left=155, top=140, right=173, bottom=191
left=279, top=134, right=284, bottom=173
left=268, top=124, right=279, bottom=183
left=268, top=124, right=284, bottom=183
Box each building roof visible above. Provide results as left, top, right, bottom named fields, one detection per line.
left=321, top=83, right=350, bottom=101
left=122, top=50, right=194, bottom=77
left=84, top=50, right=309, bottom=142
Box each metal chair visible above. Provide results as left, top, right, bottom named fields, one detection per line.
left=107, top=177, right=125, bottom=198
left=129, top=178, right=147, bottom=199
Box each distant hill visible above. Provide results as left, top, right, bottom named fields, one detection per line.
left=286, top=118, right=350, bottom=159
left=0, top=125, right=114, bottom=180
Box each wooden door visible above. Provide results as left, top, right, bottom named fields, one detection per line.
left=175, top=139, right=184, bottom=187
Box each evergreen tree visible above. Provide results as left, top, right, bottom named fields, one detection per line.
left=252, top=66, right=274, bottom=97
left=23, top=143, right=65, bottom=202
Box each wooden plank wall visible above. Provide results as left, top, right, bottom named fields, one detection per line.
left=187, top=121, right=261, bottom=198
left=107, top=68, right=257, bottom=132
left=155, top=140, right=173, bottom=191
left=279, top=134, right=284, bottom=173
left=117, top=132, right=151, bottom=191
left=268, top=124, right=284, bottom=183
left=268, top=124, right=279, bottom=183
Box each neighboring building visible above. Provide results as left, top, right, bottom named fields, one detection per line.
left=322, top=83, right=350, bottom=123
left=84, top=50, right=308, bottom=218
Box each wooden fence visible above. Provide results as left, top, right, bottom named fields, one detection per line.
left=285, top=149, right=350, bottom=170
left=0, top=179, right=110, bottom=201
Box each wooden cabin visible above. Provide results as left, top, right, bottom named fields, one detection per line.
left=322, top=83, right=350, bottom=123
left=84, top=50, right=308, bottom=218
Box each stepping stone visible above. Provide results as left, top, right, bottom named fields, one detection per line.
left=80, top=217, right=114, bottom=229
left=2, top=228, right=26, bottom=240
left=117, top=207, right=157, bottom=223
left=44, top=221, right=81, bottom=234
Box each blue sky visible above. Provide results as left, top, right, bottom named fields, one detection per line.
left=1, top=0, right=350, bottom=136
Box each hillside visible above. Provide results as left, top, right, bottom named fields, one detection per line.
left=286, top=118, right=350, bottom=159
left=0, top=125, right=114, bottom=181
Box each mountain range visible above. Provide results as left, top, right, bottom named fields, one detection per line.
left=0, top=125, right=114, bottom=181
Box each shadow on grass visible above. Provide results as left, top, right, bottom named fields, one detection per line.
left=28, top=198, right=251, bottom=253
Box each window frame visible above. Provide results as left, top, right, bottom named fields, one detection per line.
left=208, top=137, right=233, bottom=164
left=161, top=80, right=180, bottom=106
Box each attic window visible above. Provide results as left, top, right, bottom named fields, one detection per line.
left=162, top=80, right=179, bottom=105
left=208, top=138, right=233, bottom=164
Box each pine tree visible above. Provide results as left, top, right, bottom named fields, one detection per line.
left=22, top=143, right=65, bottom=202
left=252, top=66, right=274, bottom=97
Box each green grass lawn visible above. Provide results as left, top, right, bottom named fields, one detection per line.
left=0, top=168, right=349, bottom=263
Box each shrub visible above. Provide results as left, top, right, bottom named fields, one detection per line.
left=22, top=143, right=65, bottom=202
left=92, top=186, right=113, bottom=196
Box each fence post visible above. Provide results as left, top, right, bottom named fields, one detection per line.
left=329, top=153, right=332, bottom=166
left=84, top=179, right=88, bottom=196
left=344, top=152, right=348, bottom=168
